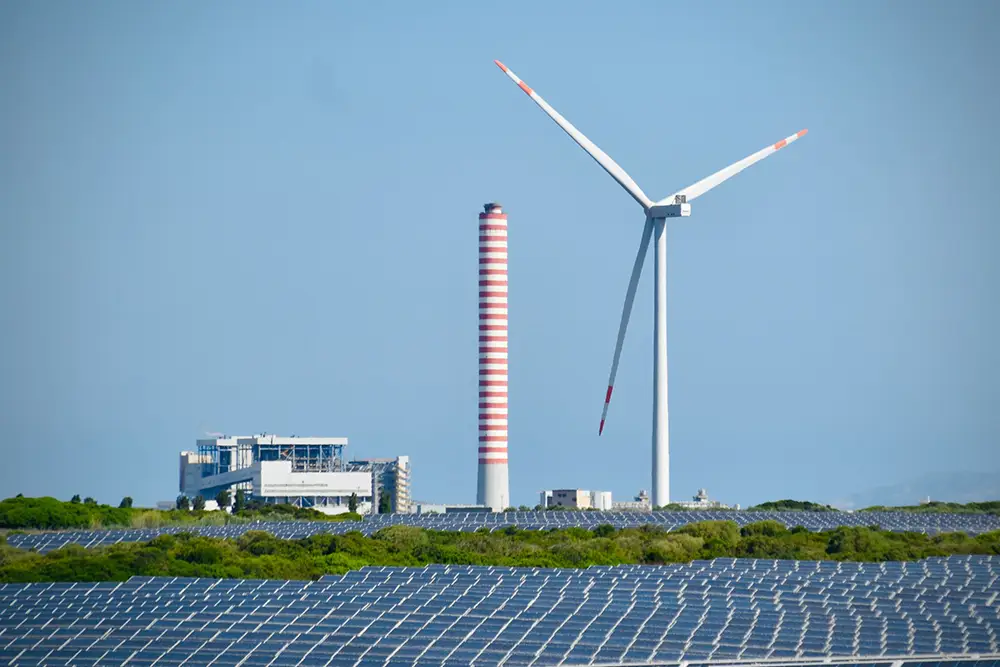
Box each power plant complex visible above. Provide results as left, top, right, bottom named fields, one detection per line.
left=178, top=434, right=411, bottom=515
left=25, top=52, right=981, bottom=667
left=173, top=197, right=762, bottom=515
left=175, top=198, right=748, bottom=516
left=175, top=205, right=512, bottom=515
left=178, top=118, right=803, bottom=516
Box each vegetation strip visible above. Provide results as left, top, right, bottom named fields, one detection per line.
left=0, top=496, right=362, bottom=531
left=2, top=497, right=997, bottom=534
left=2, top=520, right=998, bottom=583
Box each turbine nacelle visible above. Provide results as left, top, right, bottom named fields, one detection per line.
left=647, top=203, right=691, bottom=219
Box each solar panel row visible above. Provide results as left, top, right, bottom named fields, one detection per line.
left=0, top=556, right=997, bottom=666
left=8, top=510, right=1000, bottom=554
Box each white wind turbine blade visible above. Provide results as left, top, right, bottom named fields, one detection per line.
left=495, top=60, right=653, bottom=211
left=599, top=216, right=654, bottom=435
left=656, top=129, right=808, bottom=205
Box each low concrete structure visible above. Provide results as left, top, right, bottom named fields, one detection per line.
left=540, top=489, right=613, bottom=510
left=613, top=489, right=651, bottom=512
left=670, top=488, right=736, bottom=510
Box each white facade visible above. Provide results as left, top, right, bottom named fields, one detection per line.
left=671, top=488, right=734, bottom=510
left=414, top=503, right=488, bottom=515
left=394, top=455, right=411, bottom=514
left=181, top=434, right=376, bottom=515
left=540, top=489, right=613, bottom=510
left=179, top=451, right=211, bottom=496
left=254, top=461, right=370, bottom=499
left=477, top=203, right=511, bottom=512
left=415, top=503, right=448, bottom=515
left=591, top=491, right=613, bottom=511
left=183, top=460, right=372, bottom=515
left=347, top=456, right=411, bottom=514
left=613, top=489, right=652, bottom=512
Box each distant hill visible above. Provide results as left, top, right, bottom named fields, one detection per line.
left=830, top=471, right=1000, bottom=510
left=859, top=500, right=1000, bottom=514
left=746, top=500, right=837, bottom=512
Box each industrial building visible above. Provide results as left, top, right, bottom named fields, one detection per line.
left=671, top=488, right=737, bottom=510
left=613, top=489, right=652, bottom=511
left=413, top=503, right=490, bottom=515
left=347, top=456, right=411, bottom=514
left=606, top=488, right=736, bottom=511
left=179, top=434, right=410, bottom=515
left=540, top=489, right=613, bottom=511
left=477, top=202, right=511, bottom=512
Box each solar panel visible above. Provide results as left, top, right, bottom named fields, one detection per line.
left=7, top=509, right=1000, bottom=553
left=1, top=556, right=998, bottom=666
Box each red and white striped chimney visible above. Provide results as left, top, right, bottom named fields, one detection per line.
left=477, top=202, right=510, bottom=511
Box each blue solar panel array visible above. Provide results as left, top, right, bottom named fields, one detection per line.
left=7, top=510, right=1000, bottom=554
left=1, top=556, right=998, bottom=666
left=365, top=510, right=1000, bottom=535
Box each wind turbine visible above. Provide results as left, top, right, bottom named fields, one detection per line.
left=494, top=60, right=808, bottom=507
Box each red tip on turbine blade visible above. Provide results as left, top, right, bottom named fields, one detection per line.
left=494, top=60, right=508, bottom=72
left=797, top=129, right=809, bottom=137
left=599, top=419, right=605, bottom=435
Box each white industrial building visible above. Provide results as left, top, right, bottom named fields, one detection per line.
left=347, top=456, right=412, bottom=514
left=671, top=488, right=737, bottom=510
left=540, top=489, right=613, bottom=511
left=613, top=489, right=652, bottom=512
left=609, top=488, right=737, bottom=511
left=413, top=503, right=490, bottom=515
left=179, top=434, right=409, bottom=515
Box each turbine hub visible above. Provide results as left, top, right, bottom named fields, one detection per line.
left=648, top=203, right=691, bottom=219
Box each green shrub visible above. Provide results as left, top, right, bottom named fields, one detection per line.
left=2, top=495, right=1000, bottom=585
left=747, top=500, right=837, bottom=512
left=2, top=521, right=999, bottom=584
left=592, top=524, right=616, bottom=538
left=0, top=497, right=131, bottom=530
left=741, top=520, right=788, bottom=538
left=0, top=496, right=364, bottom=532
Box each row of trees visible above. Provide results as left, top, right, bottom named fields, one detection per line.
left=174, top=490, right=237, bottom=512
left=746, top=500, right=838, bottom=512
left=0, top=497, right=134, bottom=531
left=859, top=501, right=1000, bottom=514
left=2, top=521, right=998, bottom=583
left=176, top=490, right=365, bottom=514
left=10, top=496, right=840, bottom=518
left=4, top=494, right=997, bottom=533
left=0, top=496, right=362, bottom=531
left=72, top=495, right=134, bottom=509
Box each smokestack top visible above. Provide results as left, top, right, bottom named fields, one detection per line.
left=483, top=203, right=503, bottom=214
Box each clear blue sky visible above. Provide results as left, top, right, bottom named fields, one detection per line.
left=1, top=1, right=998, bottom=508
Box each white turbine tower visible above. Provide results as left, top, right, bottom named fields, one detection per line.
left=495, top=60, right=808, bottom=507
